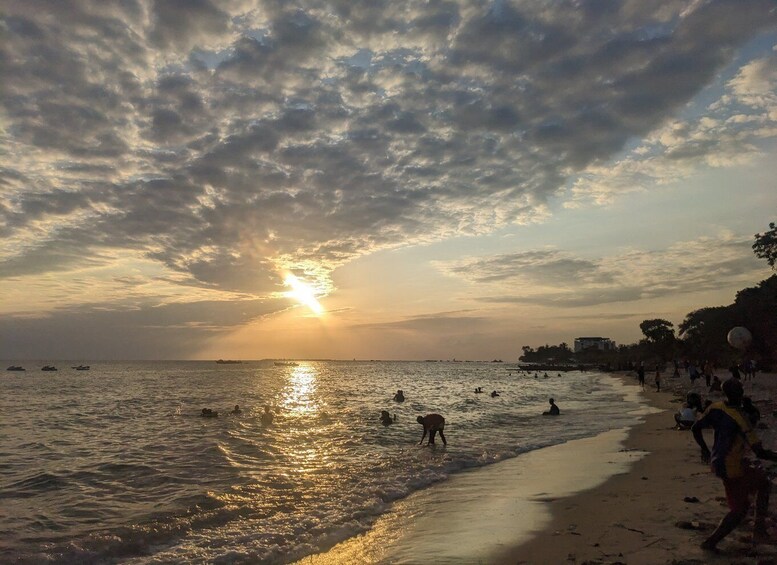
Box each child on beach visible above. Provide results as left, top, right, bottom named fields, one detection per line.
left=691, top=378, right=777, bottom=551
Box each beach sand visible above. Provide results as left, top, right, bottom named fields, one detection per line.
left=499, top=371, right=777, bottom=565
left=297, top=371, right=777, bottom=565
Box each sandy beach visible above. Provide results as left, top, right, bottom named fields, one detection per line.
left=499, top=370, right=777, bottom=565
left=298, top=370, right=777, bottom=565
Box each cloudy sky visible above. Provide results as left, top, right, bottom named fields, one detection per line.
left=1, top=0, right=776, bottom=360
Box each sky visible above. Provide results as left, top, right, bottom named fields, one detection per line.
left=1, top=0, right=776, bottom=361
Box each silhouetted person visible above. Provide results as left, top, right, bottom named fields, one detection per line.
left=417, top=414, right=447, bottom=446
left=637, top=363, right=645, bottom=390
left=393, top=390, right=405, bottom=402
left=380, top=410, right=393, bottom=426
left=543, top=398, right=560, bottom=415
left=490, top=390, right=500, bottom=397
left=231, top=404, right=241, bottom=415
left=692, top=378, right=777, bottom=551
left=742, top=397, right=761, bottom=426
left=261, top=405, right=274, bottom=425
left=201, top=408, right=218, bottom=418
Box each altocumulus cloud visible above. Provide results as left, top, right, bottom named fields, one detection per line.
left=436, top=233, right=769, bottom=308
left=1, top=1, right=776, bottom=352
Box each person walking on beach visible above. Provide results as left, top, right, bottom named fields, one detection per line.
left=416, top=413, right=447, bottom=446
left=691, top=378, right=777, bottom=551
left=654, top=363, right=661, bottom=392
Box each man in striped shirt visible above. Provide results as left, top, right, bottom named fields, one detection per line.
left=692, top=378, right=777, bottom=551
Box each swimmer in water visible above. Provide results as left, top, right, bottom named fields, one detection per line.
left=416, top=413, right=447, bottom=446
left=201, top=408, right=218, bottom=418
left=380, top=410, right=393, bottom=426
left=543, top=398, right=560, bottom=415
left=231, top=404, right=241, bottom=415
left=261, top=405, right=274, bottom=425
left=393, top=389, right=405, bottom=402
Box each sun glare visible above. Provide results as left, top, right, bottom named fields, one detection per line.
left=284, top=274, right=324, bottom=315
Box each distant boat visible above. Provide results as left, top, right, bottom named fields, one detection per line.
left=274, top=361, right=299, bottom=367
left=41, top=365, right=57, bottom=371
left=71, top=365, right=90, bottom=370
left=216, top=359, right=242, bottom=364
left=6, top=365, right=25, bottom=371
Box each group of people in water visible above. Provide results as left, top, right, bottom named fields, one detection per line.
left=200, top=404, right=274, bottom=425
left=382, top=386, right=561, bottom=446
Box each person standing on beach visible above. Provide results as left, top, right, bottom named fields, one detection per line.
left=637, top=363, right=645, bottom=390
left=691, top=378, right=777, bottom=551
left=417, top=413, right=447, bottom=446
left=703, top=360, right=714, bottom=389
left=654, top=363, right=661, bottom=392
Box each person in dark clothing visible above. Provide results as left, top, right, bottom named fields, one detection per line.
left=742, top=397, right=761, bottom=426
left=637, top=363, right=645, bottom=390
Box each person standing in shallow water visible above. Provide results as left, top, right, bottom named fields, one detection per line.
left=691, top=378, right=777, bottom=551
left=637, top=363, right=645, bottom=390
left=417, top=414, right=447, bottom=446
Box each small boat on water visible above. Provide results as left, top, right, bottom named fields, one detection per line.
left=6, top=365, right=25, bottom=371
left=216, top=359, right=242, bottom=364
left=41, top=365, right=58, bottom=371
left=71, top=365, right=90, bottom=370
left=274, top=361, right=299, bottom=367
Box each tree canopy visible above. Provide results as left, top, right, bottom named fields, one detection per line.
left=753, top=221, right=777, bottom=269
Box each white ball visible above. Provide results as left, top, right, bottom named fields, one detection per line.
left=727, top=326, right=752, bottom=350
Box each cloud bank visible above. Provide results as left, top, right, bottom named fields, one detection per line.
left=1, top=1, right=776, bottom=356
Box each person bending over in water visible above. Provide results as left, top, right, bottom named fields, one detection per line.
left=692, top=378, right=777, bottom=551
left=417, top=414, right=447, bottom=446
left=543, top=398, right=560, bottom=415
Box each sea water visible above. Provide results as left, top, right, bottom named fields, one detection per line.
left=0, top=361, right=646, bottom=563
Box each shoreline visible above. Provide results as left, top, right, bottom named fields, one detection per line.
left=296, top=370, right=777, bottom=565
left=293, top=371, right=659, bottom=564
left=497, top=370, right=777, bottom=565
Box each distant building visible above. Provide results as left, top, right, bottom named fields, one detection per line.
left=574, top=337, right=616, bottom=353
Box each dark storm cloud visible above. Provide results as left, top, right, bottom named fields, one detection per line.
left=2, top=1, right=775, bottom=308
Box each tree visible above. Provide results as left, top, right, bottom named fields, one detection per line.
left=639, top=319, right=675, bottom=343
left=639, top=318, right=676, bottom=361
left=753, top=221, right=777, bottom=269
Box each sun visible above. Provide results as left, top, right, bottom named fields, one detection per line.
left=283, top=274, right=324, bottom=315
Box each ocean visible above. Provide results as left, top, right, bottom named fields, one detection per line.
left=0, top=361, right=648, bottom=564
